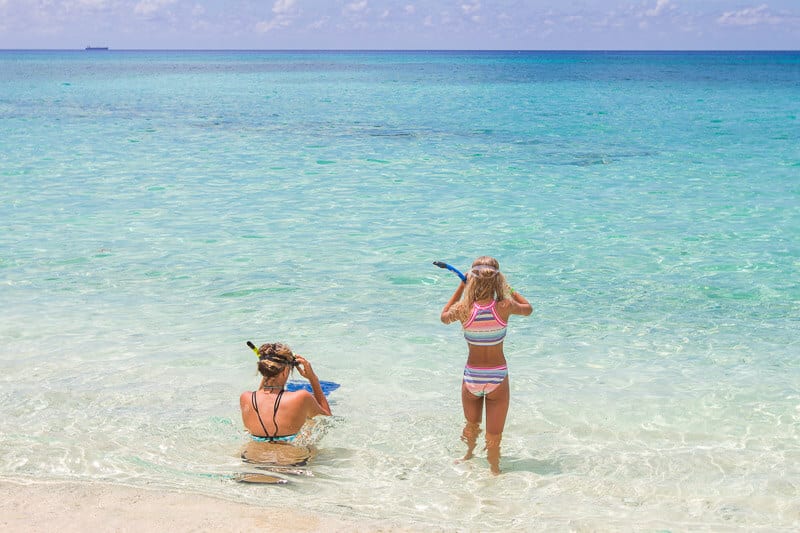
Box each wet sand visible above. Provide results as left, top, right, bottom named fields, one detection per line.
left=0, top=480, right=395, bottom=532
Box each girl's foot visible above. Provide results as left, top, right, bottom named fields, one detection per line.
left=459, top=421, right=481, bottom=462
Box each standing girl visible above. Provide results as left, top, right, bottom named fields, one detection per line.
left=440, top=256, right=532, bottom=474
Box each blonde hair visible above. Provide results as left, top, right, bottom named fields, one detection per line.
left=257, top=343, right=295, bottom=378
left=449, top=256, right=509, bottom=323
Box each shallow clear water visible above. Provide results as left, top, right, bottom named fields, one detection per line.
left=1, top=50, right=799, bottom=530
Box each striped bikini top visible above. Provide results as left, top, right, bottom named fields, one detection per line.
left=463, top=300, right=507, bottom=346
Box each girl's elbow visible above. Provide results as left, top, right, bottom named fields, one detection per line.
left=314, top=402, right=332, bottom=417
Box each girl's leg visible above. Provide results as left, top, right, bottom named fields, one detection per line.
left=460, top=381, right=484, bottom=460
left=484, top=376, right=510, bottom=474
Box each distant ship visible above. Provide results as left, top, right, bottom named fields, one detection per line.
left=85, top=46, right=109, bottom=51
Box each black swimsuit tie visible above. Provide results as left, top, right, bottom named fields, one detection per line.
left=251, top=389, right=285, bottom=439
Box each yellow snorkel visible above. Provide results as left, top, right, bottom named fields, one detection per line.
left=246, top=341, right=259, bottom=357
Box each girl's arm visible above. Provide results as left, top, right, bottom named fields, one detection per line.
left=507, top=288, right=533, bottom=316
left=303, top=375, right=332, bottom=417
left=294, top=356, right=332, bottom=417
left=440, top=283, right=465, bottom=323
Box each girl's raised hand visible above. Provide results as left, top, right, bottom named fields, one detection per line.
left=294, top=355, right=316, bottom=380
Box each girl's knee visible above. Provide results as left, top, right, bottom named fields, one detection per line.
left=461, top=421, right=481, bottom=442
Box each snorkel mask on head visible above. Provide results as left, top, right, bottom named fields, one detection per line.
left=261, top=353, right=298, bottom=368
left=469, top=264, right=499, bottom=278
left=247, top=341, right=298, bottom=367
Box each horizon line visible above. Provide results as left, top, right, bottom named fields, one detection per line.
left=2, top=47, right=799, bottom=53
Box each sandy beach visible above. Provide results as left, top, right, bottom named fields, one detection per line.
left=0, top=480, right=398, bottom=532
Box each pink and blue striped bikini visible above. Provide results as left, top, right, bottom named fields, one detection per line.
left=462, top=300, right=508, bottom=397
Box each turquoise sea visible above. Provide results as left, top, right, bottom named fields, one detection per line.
left=1, top=50, right=798, bottom=530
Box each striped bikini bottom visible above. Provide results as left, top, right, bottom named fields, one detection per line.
left=463, top=364, right=508, bottom=397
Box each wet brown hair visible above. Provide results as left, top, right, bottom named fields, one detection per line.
left=257, top=343, right=296, bottom=378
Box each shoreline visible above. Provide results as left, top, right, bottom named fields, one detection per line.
left=0, top=479, right=399, bottom=532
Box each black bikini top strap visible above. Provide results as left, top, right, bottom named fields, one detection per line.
left=271, top=389, right=285, bottom=437
left=251, top=391, right=272, bottom=438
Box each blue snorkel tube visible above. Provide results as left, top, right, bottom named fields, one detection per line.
left=433, top=261, right=467, bottom=283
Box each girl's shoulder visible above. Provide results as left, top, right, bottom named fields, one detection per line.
left=495, top=298, right=514, bottom=319
left=284, top=389, right=313, bottom=403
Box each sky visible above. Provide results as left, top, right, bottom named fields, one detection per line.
left=0, top=0, right=798, bottom=50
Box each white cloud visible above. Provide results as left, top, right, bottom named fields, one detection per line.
left=461, top=1, right=480, bottom=15
left=272, top=0, right=295, bottom=15
left=344, top=0, right=367, bottom=13
left=404, top=4, right=415, bottom=15
left=592, top=15, right=613, bottom=28
left=73, top=0, right=109, bottom=8
left=717, top=4, right=781, bottom=26
left=134, top=0, right=175, bottom=17
left=255, top=17, right=290, bottom=32
left=190, top=18, right=209, bottom=31
left=645, top=0, right=671, bottom=17
left=308, top=16, right=329, bottom=30
left=256, top=0, right=299, bottom=34
left=58, top=0, right=113, bottom=14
